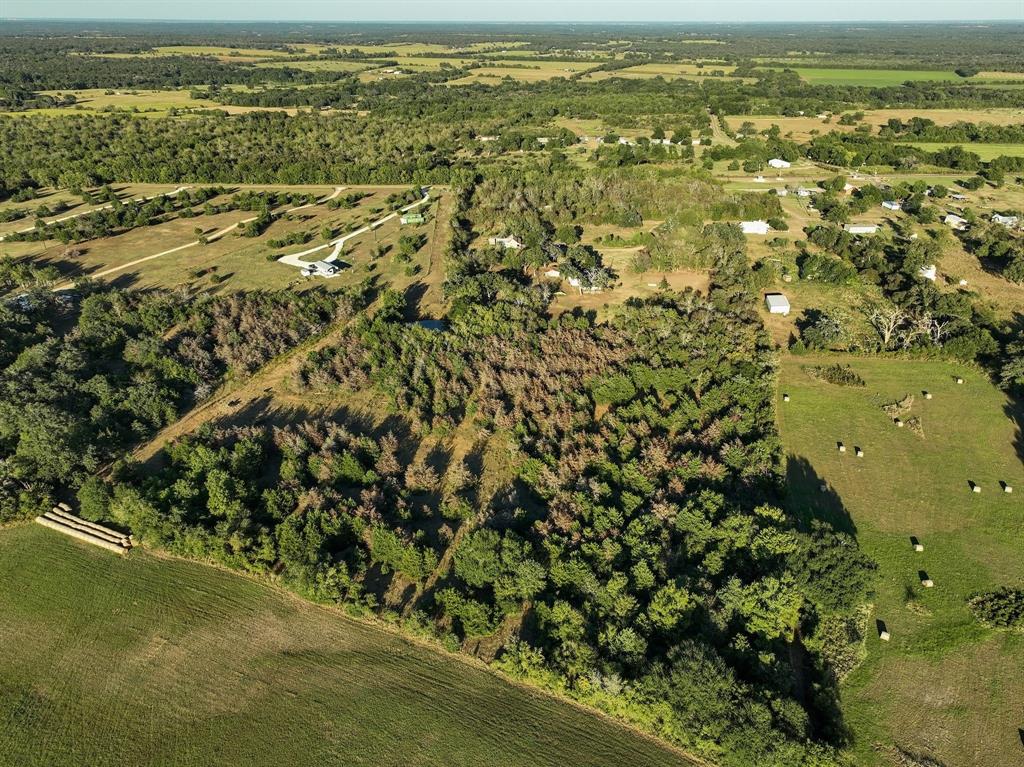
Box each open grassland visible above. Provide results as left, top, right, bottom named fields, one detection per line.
left=899, top=142, right=1024, bottom=160
left=448, top=59, right=600, bottom=84
left=255, top=59, right=373, bottom=73
left=777, top=354, right=1024, bottom=767
left=1, top=186, right=446, bottom=298
left=770, top=68, right=959, bottom=87
left=2, top=89, right=298, bottom=118
left=0, top=523, right=689, bottom=767
left=724, top=108, right=1024, bottom=142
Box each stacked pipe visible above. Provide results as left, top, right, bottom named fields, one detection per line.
left=34, top=505, right=132, bottom=555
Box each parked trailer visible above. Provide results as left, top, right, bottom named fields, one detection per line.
left=35, top=516, right=128, bottom=555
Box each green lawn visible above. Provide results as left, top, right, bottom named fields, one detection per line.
left=0, top=523, right=690, bottom=767
left=778, top=68, right=959, bottom=87
left=777, top=354, right=1024, bottom=767
left=901, top=142, right=1024, bottom=160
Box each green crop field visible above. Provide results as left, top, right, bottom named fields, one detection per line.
left=0, top=523, right=690, bottom=767
left=777, top=354, right=1024, bottom=767
left=778, top=68, right=959, bottom=87
left=900, top=142, right=1024, bottom=160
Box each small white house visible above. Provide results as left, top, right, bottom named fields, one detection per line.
left=918, top=264, right=937, bottom=282
left=768, top=158, right=791, bottom=169
left=844, top=224, right=878, bottom=234
left=489, top=235, right=525, bottom=250
left=775, top=188, right=789, bottom=197
left=882, top=201, right=902, bottom=211
left=944, top=214, right=968, bottom=231
left=740, top=220, right=770, bottom=235
left=992, top=214, right=1019, bottom=228
left=765, top=293, right=791, bottom=316
left=797, top=187, right=816, bottom=198
left=691, top=138, right=701, bottom=146
left=543, top=268, right=562, bottom=279
left=536, top=137, right=551, bottom=145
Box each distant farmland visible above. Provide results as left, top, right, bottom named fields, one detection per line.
left=0, top=524, right=691, bottom=767
left=774, top=67, right=959, bottom=87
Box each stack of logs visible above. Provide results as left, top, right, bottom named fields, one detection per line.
left=35, top=503, right=132, bottom=555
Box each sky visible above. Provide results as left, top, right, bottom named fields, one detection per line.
left=2, top=0, right=1021, bottom=23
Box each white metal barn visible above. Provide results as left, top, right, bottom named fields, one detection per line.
left=844, top=224, right=878, bottom=234
left=768, top=158, right=791, bottom=169
left=740, top=220, right=770, bottom=235
left=764, top=293, right=791, bottom=316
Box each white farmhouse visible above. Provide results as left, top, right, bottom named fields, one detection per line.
left=768, top=158, right=791, bottom=169
left=489, top=235, right=525, bottom=250
left=844, top=224, right=878, bottom=234
left=740, top=220, right=770, bottom=235
left=944, top=214, right=968, bottom=231
left=764, top=293, right=791, bottom=316
left=882, top=201, right=902, bottom=211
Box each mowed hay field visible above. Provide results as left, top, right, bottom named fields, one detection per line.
left=0, top=523, right=691, bottom=767
left=773, top=68, right=959, bottom=87
left=899, top=142, right=1024, bottom=160
left=724, top=108, right=1024, bottom=142
left=776, top=354, right=1024, bottom=767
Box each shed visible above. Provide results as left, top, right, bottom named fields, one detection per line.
left=488, top=235, right=524, bottom=250
left=882, top=201, right=902, bottom=211
left=844, top=224, right=878, bottom=234
left=768, top=158, right=791, bottom=169
left=400, top=213, right=425, bottom=225
left=918, top=264, right=937, bottom=282
left=740, top=220, right=770, bottom=235
left=764, top=293, right=790, bottom=316
left=992, top=214, right=1019, bottom=228
left=944, top=213, right=968, bottom=231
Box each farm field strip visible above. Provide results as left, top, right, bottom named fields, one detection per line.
left=0, top=524, right=691, bottom=767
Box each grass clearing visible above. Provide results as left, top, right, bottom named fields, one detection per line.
left=772, top=68, right=959, bottom=87
left=725, top=108, right=1024, bottom=142
left=0, top=523, right=689, bottom=767
left=2, top=89, right=299, bottom=118
left=1, top=186, right=451, bottom=303
left=899, top=142, right=1024, bottom=160
left=777, top=354, right=1024, bottom=767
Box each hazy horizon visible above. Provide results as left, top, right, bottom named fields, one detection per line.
left=2, top=0, right=1020, bottom=23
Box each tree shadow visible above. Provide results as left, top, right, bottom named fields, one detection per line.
left=784, top=453, right=857, bottom=535
left=401, top=281, right=428, bottom=319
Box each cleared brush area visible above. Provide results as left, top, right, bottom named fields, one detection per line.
left=0, top=523, right=692, bottom=767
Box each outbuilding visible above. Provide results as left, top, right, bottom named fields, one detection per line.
left=764, top=293, right=791, bottom=316
left=882, top=201, right=902, bottom=211
left=992, top=214, right=1019, bottom=228
left=844, top=224, right=878, bottom=234
left=918, top=264, right=937, bottom=282
left=488, top=235, right=525, bottom=250
left=740, top=220, right=770, bottom=235
left=768, top=158, right=791, bottom=169
left=944, top=213, right=968, bottom=231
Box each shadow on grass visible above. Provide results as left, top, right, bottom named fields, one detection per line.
left=784, top=453, right=857, bottom=536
